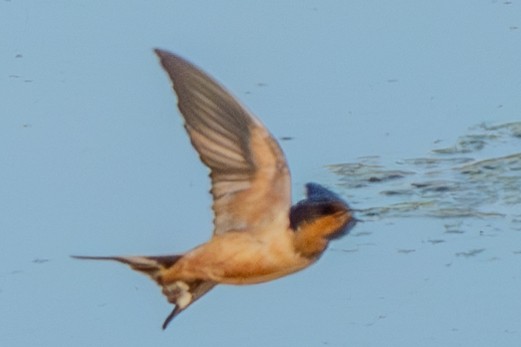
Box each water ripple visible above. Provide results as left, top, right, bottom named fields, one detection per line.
left=328, top=122, right=521, bottom=229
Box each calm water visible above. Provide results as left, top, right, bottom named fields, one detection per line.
left=1, top=1, right=520, bottom=346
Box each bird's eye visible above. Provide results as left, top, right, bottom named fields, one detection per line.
left=319, top=202, right=347, bottom=216
left=321, top=205, right=337, bottom=215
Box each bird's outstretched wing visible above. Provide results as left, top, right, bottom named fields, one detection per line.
left=156, top=49, right=291, bottom=235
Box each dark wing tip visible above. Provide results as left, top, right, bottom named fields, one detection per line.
left=154, top=48, right=200, bottom=78
left=154, top=47, right=166, bottom=55
left=154, top=49, right=186, bottom=77
left=154, top=48, right=175, bottom=60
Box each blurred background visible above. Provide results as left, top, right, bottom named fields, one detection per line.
left=1, top=1, right=520, bottom=346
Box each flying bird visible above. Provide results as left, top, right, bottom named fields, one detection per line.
left=73, top=49, right=356, bottom=330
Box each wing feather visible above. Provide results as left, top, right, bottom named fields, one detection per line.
left=155, top=49, right=291, bottom=235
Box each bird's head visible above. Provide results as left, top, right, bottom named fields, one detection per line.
left=290, top=183, right=356, bottom=257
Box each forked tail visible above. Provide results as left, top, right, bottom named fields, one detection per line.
left=71, top=254, right=182, bottom=281
left=72, top=254, right=216, bottom=329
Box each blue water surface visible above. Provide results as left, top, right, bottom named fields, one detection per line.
left=1, top=1, right=520, bottom=346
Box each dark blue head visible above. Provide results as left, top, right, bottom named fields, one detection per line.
left=290, top=183, right=356, bottom=240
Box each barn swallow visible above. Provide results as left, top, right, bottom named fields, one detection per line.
left=73, top=49, right=356, bottom=330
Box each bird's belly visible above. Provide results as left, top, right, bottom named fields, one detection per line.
left=219, top=262, right=309, bottom=285
left=163, top=231, right=312, bottom=285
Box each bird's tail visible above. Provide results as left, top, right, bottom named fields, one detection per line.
left=71, top=254, right=182, bottom=281
left=72, top=254, right=216, bottom=329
